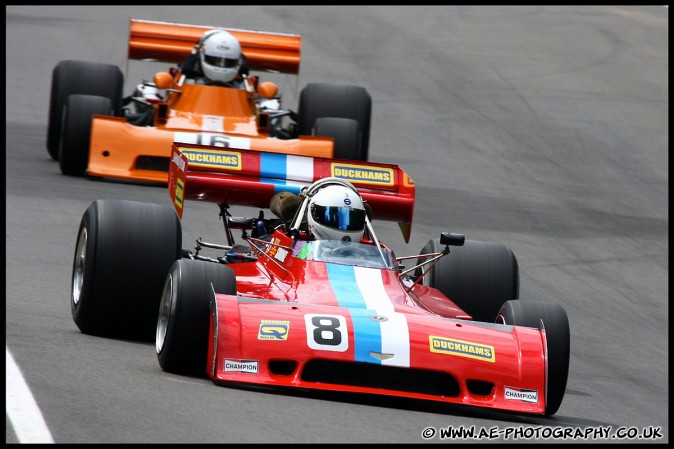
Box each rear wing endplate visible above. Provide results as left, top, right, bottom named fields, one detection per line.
left=128, top=18, right=301, bottom=74
left=169, top=143, right=416, bottom=242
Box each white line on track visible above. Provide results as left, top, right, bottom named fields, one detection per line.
left=6, top=345, right=55, bottom=443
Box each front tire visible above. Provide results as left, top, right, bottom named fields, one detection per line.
left=60, top=95, right=113, bottom=176
left=156, top=259, right=237, bottom=376
left=416, top=239, right=519, bottom=322
left=298, top=83, right=371, bottom=161
left=496, top=300, right=570, bottom=416
left=71, top=200, right=181, bottom=341
left=47, top=60, right=123, bottom=160
left=313, top=117, right=361, bottom=161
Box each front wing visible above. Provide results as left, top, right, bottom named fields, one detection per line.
left=86, top=117, right=334, bottom=183
left=208, top=294, right=549, bottom=415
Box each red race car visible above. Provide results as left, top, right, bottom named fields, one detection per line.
left=48, top=19, right=372, bottom=183
left=70, top=142, right=570, bottom=416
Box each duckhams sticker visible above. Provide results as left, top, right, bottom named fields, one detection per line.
left=429, top=336, right=495, bottom=362
left=331, top=163, right=394, bottom=186
left=179, top=147, right=242, bottom=171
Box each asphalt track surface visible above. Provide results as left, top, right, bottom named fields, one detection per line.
left=6, top=5, right=668, bottom=444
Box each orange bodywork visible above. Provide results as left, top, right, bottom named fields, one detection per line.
left=86, top=19, right=334, bottom=184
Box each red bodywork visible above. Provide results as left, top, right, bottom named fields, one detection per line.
left=169, top=143, right=549, bottom=415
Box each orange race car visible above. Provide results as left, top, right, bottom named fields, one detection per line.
left=46, top=19, right=372, bottom=184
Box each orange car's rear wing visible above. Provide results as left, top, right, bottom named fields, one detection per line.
left=128, top=18, right=301, bottom=74
left=169, top=143, right=416, bottom=242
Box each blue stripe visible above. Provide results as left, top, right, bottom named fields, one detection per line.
left=326, top=264, right=365, bottom=309
left=349, top=308, right=383, bottom=364
left=326, top=264, right=382, bottom=364
left=260, top=153, right=287, bottom=179
left=259, top=153, right=303, bottom=194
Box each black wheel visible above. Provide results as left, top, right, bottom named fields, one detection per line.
left=298, top=83, right=372, bottom=160
left=156, top=259, right=236, bottom=376
left=496, top=300, right=570, bottom=416
left=416, top=239, right=519, bottom=322
left=47, top=60, right=123, bottom=160
left=59, top=95, right=113, bottom=176
left=71, top=200, right=182, bottom=341
left=313, top=117, right=361, bottom=161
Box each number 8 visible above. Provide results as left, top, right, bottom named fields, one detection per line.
left=305, top=314, right=348, bottom=352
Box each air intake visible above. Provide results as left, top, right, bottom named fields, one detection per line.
left=302, top=360, right=460, bottom=397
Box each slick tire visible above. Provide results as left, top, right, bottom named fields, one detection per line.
left=298, top=83, right=371, bottom=161
left=156, top=259, right=237, bottom=377
left=496, top=300, right=570, bottom=416
left=47, top=60, right=123, bottom=160
left=60, top=95, right=112, bottom=176
left=416, top=239, right=519, bottom=323
left=313, top=117, right=361, bottom=161
left=71, top=200, right=182, bottom=341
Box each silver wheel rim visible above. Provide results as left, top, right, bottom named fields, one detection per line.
left=156, top=274, right=174, bottom=354
left=72, top=227, right=88, bottom=306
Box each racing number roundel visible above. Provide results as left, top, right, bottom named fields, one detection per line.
left=304, top=314, right=348, bottom=352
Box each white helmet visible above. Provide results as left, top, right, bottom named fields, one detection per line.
left=307, top=185, right=367, bottom=242
left=200, top=30, right=242, bottom=83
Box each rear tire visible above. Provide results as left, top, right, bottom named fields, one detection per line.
left=156, top=259, right=237, bottom=376
left=416, top=239, right=519, bottom=322
left=70, top=200, right=182, bottom=341
left=47, top=60, right=123, bottom=160
left=496, top=300, right=570, bottom=416
left=298, top=83, right=371, bottom=160
left=60, top=95, right=113, bottom=176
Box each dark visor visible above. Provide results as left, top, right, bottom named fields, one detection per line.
left=203, top=55, right=240, bottom=68
left=311, top=205, right=366, bottom=231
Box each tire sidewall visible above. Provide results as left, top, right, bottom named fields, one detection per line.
left=157, top=259, right=236, bottom=376
left=70, top=203, right=100, bottom=333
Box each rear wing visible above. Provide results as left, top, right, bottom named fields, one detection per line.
left=128, top=18, right=301, bottom=74
left=169, top=143, right=416, bottom=242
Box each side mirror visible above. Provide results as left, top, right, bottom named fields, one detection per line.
left=153, top=71, right=174, bottom=89
left=440, top=232, right=465, bottom=247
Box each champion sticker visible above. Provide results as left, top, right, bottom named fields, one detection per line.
left=504, top=386, right=538, bottom=403
left=224, top=359, right=258, bottom=374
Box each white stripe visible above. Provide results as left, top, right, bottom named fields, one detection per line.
left=6, top=346, right=55, bottom=443
left=380, top=313, right=411, bottom=367
left=286, top=155, right=315, bottom=182
left=354, top=268, right=410, bottom=367
left=354, top=267, right=395, bottom=314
